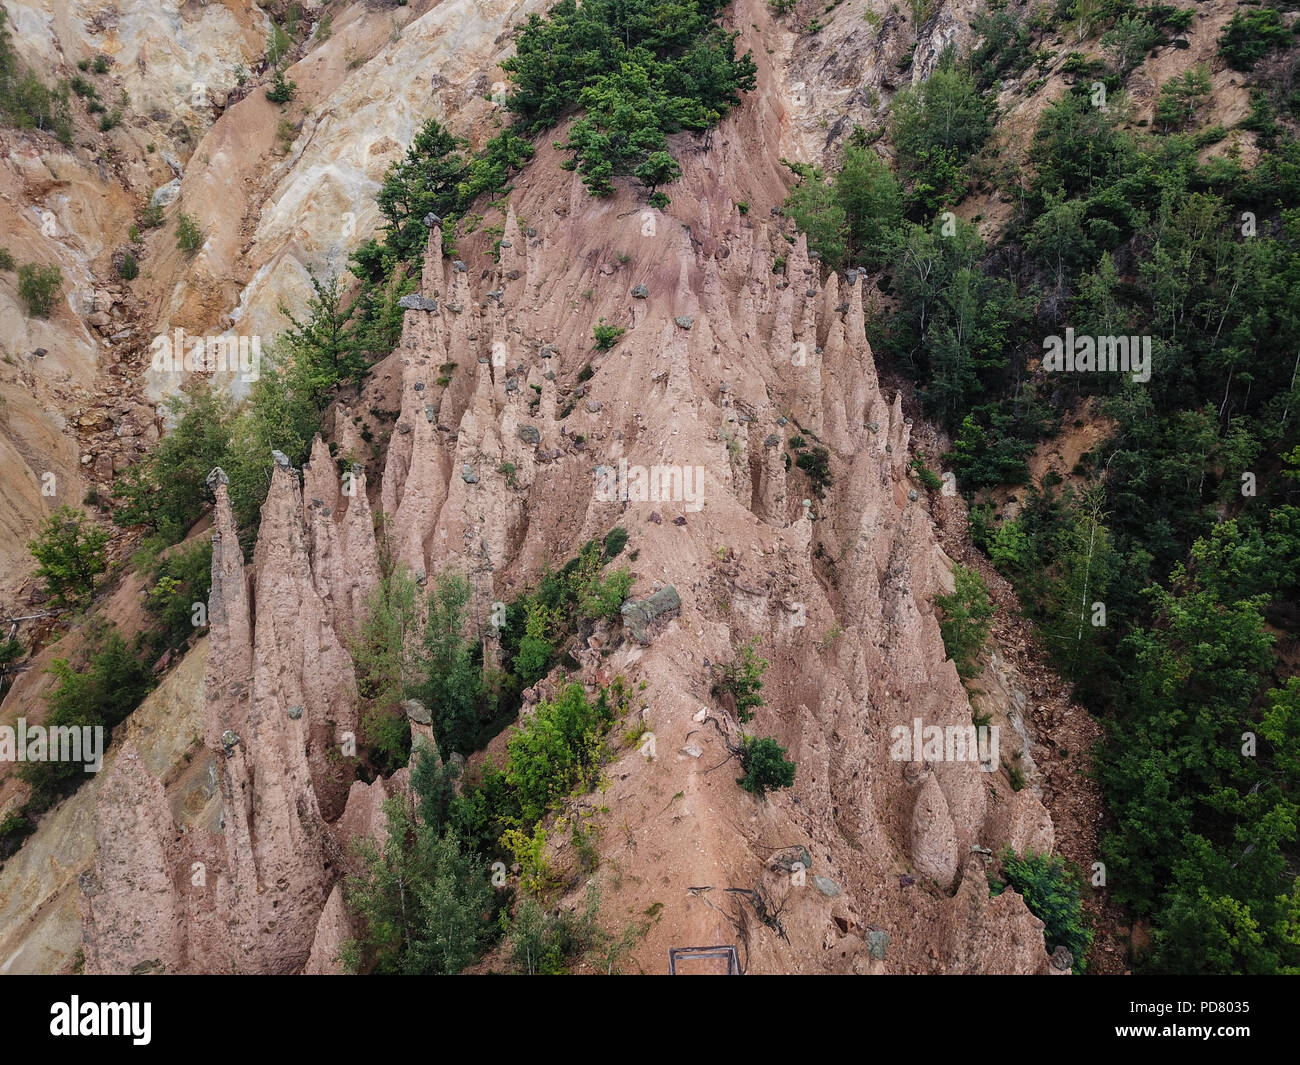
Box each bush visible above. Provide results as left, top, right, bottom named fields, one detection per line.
left=603, top=525, right=629, bottom=558
left=505, top=682, right=615, bottom=823
left=27, top=506, right=110, bottom=609
left=992, top=849, right=1093, bottom=973
left=593, top=320, right=625, bottom=350
left=144, top=540, right=212, bottom=652
left=711, top=637, right=767, bottom=722
left=116, top=252, right=139, bottom=280
left=795, top=444, right=832, bottom=498
left=0, top=247, right=13, bottom=271
left=176, top=212, right=205, bottom=256
left=737, top=735, right=797, bottom=797
left=265, top=68, right=297, bottom=104
left=17, top=263, right=63, bottom=317
left=1218, top=10, right=1291, bottom=72
left=934, top=563, right=994, bottom=680
left=21, top=620, right=154, bottom=799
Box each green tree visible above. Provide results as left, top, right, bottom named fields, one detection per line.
left=934, top=563, right=994, bottom=680
left=417, top=571, right=485, bottom=758
left=27, top=507, right=110, bottom=609
left=342, top=794, right=492, bottom=974
left=833, top=144, right=904, bottom=269
left=782, top=162, right=848, bottom=269
left=994, top=850, right=1093, bottom=972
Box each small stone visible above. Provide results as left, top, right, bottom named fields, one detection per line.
left=866, top=421, right=879, bottom=432
left=584, top=399, right=602, bottom=413
left=32, top=347, right=47, bottom=358
left=672, top=515, right=687, bottom=526
left=447, top=302, right=464, bottom=313
left=221, top=729, right=240, bottom=750
left=674, top=315, right=693, bottom=329
left=424, top=405, right=435, bottom=422
left=681, top=744, right=703, bottom=758
left=414, top=381, right=425, bottom=392
left=517, top=425, right=541, bottom=445
left=499, top=240, right=512, bottom=248
left=402, top=699, right=433, bottom=726
left=867, top=930, right=890, bottom=961
left=631, top=284, right=649, bottom=299
left=764, top=433, right=779, bottom=447
left=452, top=260, right=467, bottom=272
left=398, top=294, right=439, bottom=311
left=648, top=511, right=662, bottom=524
left=693, top=707, right=708, bottom=722
left=287, top=705, right=303, bottom=720
left=524, top=227, right=537, bottom=237
left=271, top=449, right=291, bottom=468
left=811, top=875, right=841, bottom=897
left=907, top=488, right=918, bottom=502
left=461, top=464, right=478, bottom=484
left=422, top=212, right=441, bottom=228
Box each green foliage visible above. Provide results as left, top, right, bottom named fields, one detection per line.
left=144, top=540, right=212, bottom=653
left=27, top=506, right=109, bottom=609
left=0, top=247, right=13, bottom=271
left=503, top=0, right=755, bottom=197
left=505, top=881, right=605, bottom=974
left=116, top=252, right=139, bottom=281
left=342, top=795, right=493, bottom=974
left=603, top=525, right=629, bottom=559
left=280, top=269, right=369, bottom=390
left=992, top=850, right=1093, bottom=972
left=1153, top=64, right=1210, bottom=133
left=113, top=384, right=236, bottom=549
left=1217, top=9, right=1292, bottom=72
left=16, top=263, right=63, bottom=318
left=175, top=212, right=205, bottom=256
left=0, top=11, right=73, bottom=145
left=737, top=734, right=796, bottom=797
left=504, top=682, right=615, bottom=823
left=417, top=571, right=486, bottom=759
left=934, top=563, right=993, bottom=680
left=890, top=55, right=992, bottom=213
left=20, top=620, right=154, bottom=801
left=782, top=162, right=848, bottom=270
left=711, top=637, right=767, bottom=722
left=593, top=319, right=625, bottom=350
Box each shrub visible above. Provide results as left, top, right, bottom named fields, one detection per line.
left=17, top=263, right=63, bottom=317
left=176, top=212, right=205, bottom=256
left=593, top=320, right=625, bottom=350
left=21, top=621, right=154, bottom=799
left=992, top=849, right=1092, bottom=973
left=144, top=540, right=212, bottom=652
left=505, top=682, right=614, bottom=823
left=737, top=735, right=797, bottom=797
left=91, top=55, right=110, bottom=75
left=1217, top=10, right=1291, bottom=72
left=711, top=637, right=767, bottom=722
left=934, top=563, right=994, bottom=679
left=117, top=252, right=139, bottom=280
left=0, top=247, right=13, bottom=271
left=795, top=445, right=832, bottom=497
left=27, top=506, right=110, bottom=609
left=603, top=525, right=629, bottom=559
